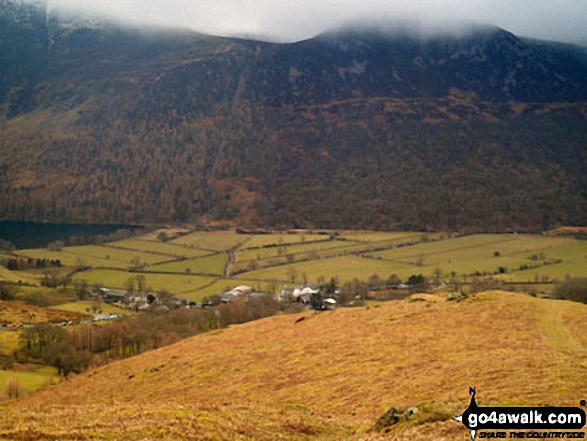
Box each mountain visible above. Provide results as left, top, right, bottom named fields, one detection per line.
left=1, top=291, right=586, bottom=439
left=1, top=1, right=587, bottom=231
left=253, top=26, right=587, bottom=105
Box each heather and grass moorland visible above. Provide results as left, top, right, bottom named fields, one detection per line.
left=0, top=290, right=585, bottom=440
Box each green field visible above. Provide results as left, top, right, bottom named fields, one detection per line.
left=146, top=252, right=228, bottom=276
left=51, top=301, right=133, bottom=316
left=372, top=234, right=573, bottom=260
left=338, top=231, right=424, bottom=243
left=0, top=264, right=29, bottom=283
left=18, top=245, right=171, bottom=269
left=234, top=239, right=352, bottom=263
left=18, top=236, right=218, bottom=276
left=0, top=265, right=39, bottom=285
left=105, top=239, right=212, bottom=259
left=136, top=228, right=191, bottom=242
left=232, top=234, right=587, bottom=284
left=72, top=270, right=215, bottom=295
left=372, top=234, right=518, bottom=260
left=62, top=245, right=171, bottom=267
left=7, top=230, right=587, bottom=301
left=501, top=240, right=587, bottom=282
left=170, top=231, right=248, bottom=251
left=0, top=332, right=20, bottom=356
left=368, top=234, right=585, bottom=280
left=240, top=255, right=419, bottom=284
left=17, top=248, right=116, bottom=268
left=230, top=236, right=432, bottom=275
left=0, top=366, right=59, bottom=396
left=237, top=233, right=330, bottom=249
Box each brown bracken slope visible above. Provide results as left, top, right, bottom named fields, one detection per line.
left=1, top=290, right=586, bottom=440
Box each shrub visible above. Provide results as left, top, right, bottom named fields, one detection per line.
left=21, top=289, right=74, bottom=307
left=6, top=379, right=23, bottom=399
left=551, top=278, right=587, bottom=304
left=47, top=240, right=65, bottom=251
left=0, top=239, right=15, bottom=251
left=374, top=403, right=452, bottom=433
left=0, top=285, right=16, bottom=301
left=407, top=274, right=426, bottom=286
left=22, top=291, right=51, bottom=307
left=469, top=277, right=505, bottom=294
left=157, top=231, right=169, bottom=242
left=0, top=355, right=14, bottom=370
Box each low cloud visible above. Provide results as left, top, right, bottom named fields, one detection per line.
left=48, top=0, right=587, bottom=45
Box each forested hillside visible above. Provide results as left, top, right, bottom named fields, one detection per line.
left=1, top=1, right=586, bottom=230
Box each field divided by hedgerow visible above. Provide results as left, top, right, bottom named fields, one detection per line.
left=170, top=231, right=249, bottom=251
left=145, top=253, right=228, bottom=276
left=71, top=270, right=215, bottom=295
left=6, top=229, right=587, bottom=299
left=239, top=255, right=419, bottom=284
left=235, top=233, right=330, bottom=249
left=235, top=233, right=587, bottom=284
left=104, top=239, right=211, bottom=259
left=234, top=239, right=352, bottom=263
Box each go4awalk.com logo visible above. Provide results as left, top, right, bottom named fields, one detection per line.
left=454, top=388, right=586, bottom=440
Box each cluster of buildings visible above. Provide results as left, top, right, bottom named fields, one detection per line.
left=94, top=283, right=338, bottom=312
left=277, top=284, right=337, bottom=310
left=94, top=288, right=186, bottom=311
left=217, top=285, right=267, bottom=304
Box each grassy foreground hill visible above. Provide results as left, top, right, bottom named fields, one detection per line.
left=1, top=290, right=585, bottom=439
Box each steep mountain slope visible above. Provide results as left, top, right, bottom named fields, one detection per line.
left=251, top=27, right=587, bottom=105
left=1, top=1, right=587, bottom=230
left=1, top=291, right=586, bottom=439
left=0, top=0, right=49, bottom=115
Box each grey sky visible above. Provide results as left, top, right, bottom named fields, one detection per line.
left=49, top=0, right=587, bottom=45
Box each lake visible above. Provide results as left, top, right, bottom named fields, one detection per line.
left=0, top=221, right=142, bottom=249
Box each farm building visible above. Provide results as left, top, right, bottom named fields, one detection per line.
left=276, top=286, right=295, bottom=302
left=97, top=288, right=128, bottom=303
left=226, top=285, right=252, bottom=296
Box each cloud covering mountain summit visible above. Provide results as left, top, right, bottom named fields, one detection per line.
left=48, top=0, right=587, bottom=45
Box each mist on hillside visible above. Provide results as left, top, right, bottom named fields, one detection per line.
left=46, top=0, right=587, bottom=44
